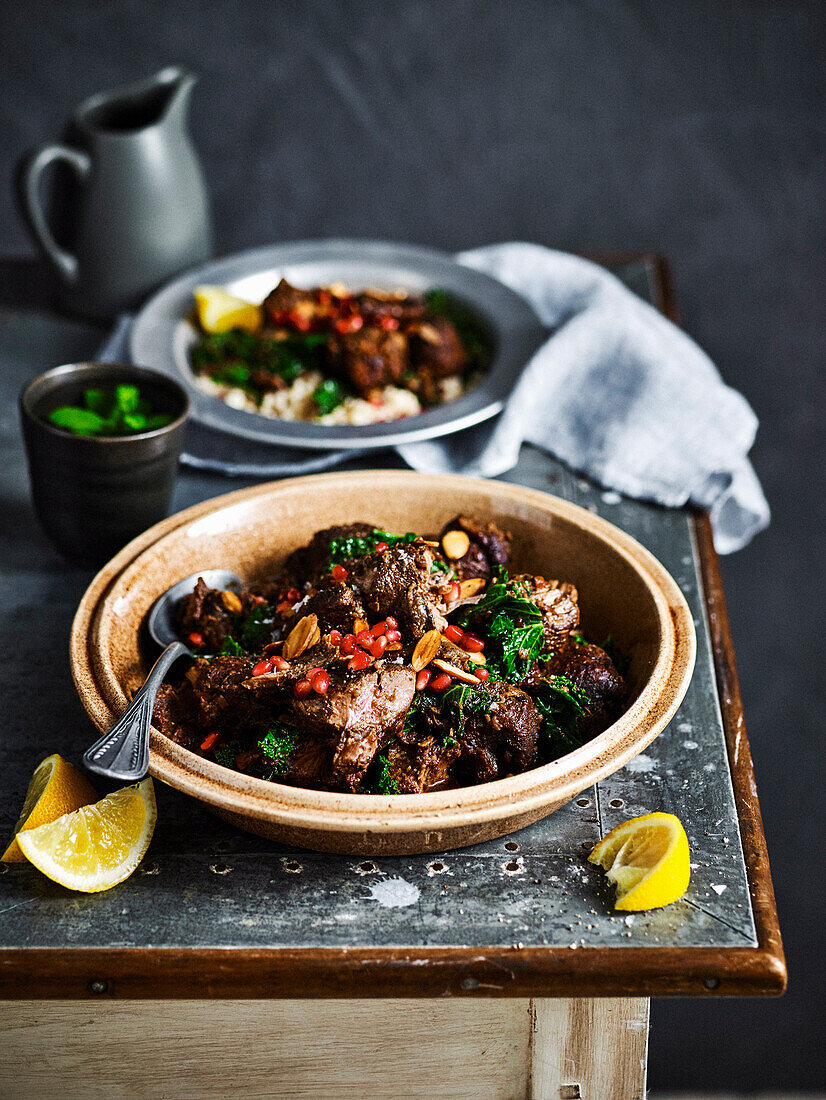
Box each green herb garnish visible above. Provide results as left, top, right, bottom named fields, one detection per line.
left=374, top=751, right=400, bottom=795
left=534, top=675, right=592, bottom=748
left=259, top=723, right=299, bottom=776
left=214, top=739, right=243, bottom=768
left=190, top=330, right=329, bottom=402
left=219, top=635, right=246, bottom=658
left=312, top=378, right=346, bottom=415
left=459, top=571, right=545, bottom=679
left=239, top=603, right=277, bottom=650
left=47, top=384, right=173, bottom=437
left=327, top=528, right=419, bottom=565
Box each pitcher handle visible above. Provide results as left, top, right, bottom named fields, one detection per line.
left=17, top=145, right=91, bottom=283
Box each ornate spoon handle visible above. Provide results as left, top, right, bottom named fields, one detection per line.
left=82, top=641, right=190, bottom=781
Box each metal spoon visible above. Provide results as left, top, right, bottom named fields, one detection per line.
left=82, top=569, right=244, bottom=782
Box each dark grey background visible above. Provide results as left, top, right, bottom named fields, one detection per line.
left=1, top=1, right=823, bottom=1092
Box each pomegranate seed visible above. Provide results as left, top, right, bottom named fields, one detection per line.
left=331, top=564, right=348, bottom=582
left=271, top=655, right=290, bottom=670
left=340, top=633, right=357, bottom=654
left=286, top=588, right=301, bottom=603
left=306, top=667, right=324, bottom=679
left=329, top=629, right=343, bottom=645
left=379, top=315, right=399, bottom=330
left=349, top=651, right=371, bottom=671
left=476, top=667, right=490, bottom=681
left=310, top=670, right=330, bottom=694
left=277, top=600, right=293, bottom=614
left=430, top=672, right=452, bottom=693
left=371, top=620, right=387, bottom=636
left=289, top=310, right=312, bottom=332
left=462, top=632, right=485, bottom=653
left=200, top=732, right=221, bottom=752
left=385, top=628, right=402, bottom=644
left=384, top=616, right=398, bottom=630
left=334, top=314, right=364, bottom=334
left=374, top=541, right=389, bottom=552
left=370, top=636, right=388, bottom=658
left=446, top=582, right=461, bottom=604
left=293, top=679, right=312, bottom=698
left=317, top=289, right=332, bottom=306
left=188, top=631, right=205, bottom=648
left=444, top=624, right=464, bottom=644
left=252, top=658, right=274, bottom=677
left=415, top=670, right=432, bottom=691
left=356, top=628, right=374, bottom=647
left=253, top=595, right=267, bottom=605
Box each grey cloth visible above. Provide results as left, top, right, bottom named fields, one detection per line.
left=100, top=244, right=769, bottom=553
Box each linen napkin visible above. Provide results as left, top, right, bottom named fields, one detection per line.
left=100, top=244, right=770, bottom=553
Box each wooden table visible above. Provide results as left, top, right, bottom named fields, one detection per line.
left=0, top=256, right=785, bottom=1099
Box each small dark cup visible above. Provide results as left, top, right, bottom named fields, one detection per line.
left=20, top=362, right=189, bottom=566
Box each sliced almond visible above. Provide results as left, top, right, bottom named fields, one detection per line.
left=431, top=658, right=481, bottom=685
left=442, top=529, right=471, bottom=560
left=466, top=650, right=487, bottom=665
left=221, top=590, right=243, bottom=614
left=458, top=577, right=485, bottom=598
left=417, top=322, right=441, bottom=345
left=411, top=629, right=443, bottom=672
left=282, top=613, right=320, bottom=660
left=353, top=618, right=369, bottom=636
left=386, top=642, right=403, bottom=652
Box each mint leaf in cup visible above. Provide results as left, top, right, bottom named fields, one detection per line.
left=46, top=385, right=174, bottom=436
left=48, top=407, right=108, bottom=435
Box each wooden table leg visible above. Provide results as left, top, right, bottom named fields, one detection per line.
left=2, top=997, right=649, bottom=1098
left=530, top=997, right=649, bottom=1099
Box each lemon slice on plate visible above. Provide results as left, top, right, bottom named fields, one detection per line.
left=2, top=754, right=98, bottom=862
left=17, top=778, right=156, bottom=893
left=588, top=812, right=690, bottom=911
left=194, top=285, right=262, bottom=334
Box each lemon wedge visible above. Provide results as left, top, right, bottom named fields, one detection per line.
left=17, top=778, right=156, bottom=893
left=2, top=754, right=98, bottom=862
left=588, top=812, right=690, bottom=911
left=194, top=285, right=262, bottom=333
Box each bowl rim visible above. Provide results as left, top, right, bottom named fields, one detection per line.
left=71, top=472, right=696, bottom=836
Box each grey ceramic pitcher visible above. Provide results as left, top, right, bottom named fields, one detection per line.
left=17, top=66, right=212, bottom=320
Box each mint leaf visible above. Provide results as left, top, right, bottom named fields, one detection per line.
left=48, top=406, right=107, bottom=436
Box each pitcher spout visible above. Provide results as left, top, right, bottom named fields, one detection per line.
left=157, top=67, right=198, bottom=126
left=74, top=66, right=199, bottom=135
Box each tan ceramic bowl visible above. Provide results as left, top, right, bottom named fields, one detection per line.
left=71, top=472, right=696, bottom=855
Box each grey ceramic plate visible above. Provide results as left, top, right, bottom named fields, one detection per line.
left=129, top=239, right=545, bottom=450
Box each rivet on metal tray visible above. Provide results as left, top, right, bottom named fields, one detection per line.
left=140, top=861, right=160, bottom=876
left=283, top=859, right=302, bottom=874
left=703, top=977, right=720, bottom=990
left=576, top=797, right=590, bottom=807
left=427, top=860, right=447, bottom=874
left=88, top=980, right=109, bottom=995
left=210, top=862, right=232, bottom=875
left=504, top=841, right=520, bottom=852
left=504, top=860, right=524, bottom=874
left=0, top=863, right=8, bottom=875
left=356, top=860, right=379, bottom=875
left=609, top=798, right=624, bottom=808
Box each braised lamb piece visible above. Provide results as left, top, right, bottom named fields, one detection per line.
left=152, top=516, right=628, bottom=795
left=439, top=515, right=512, bottom=580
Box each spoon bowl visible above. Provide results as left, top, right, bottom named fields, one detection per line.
left=83, top=568, right=244, bottom=781
left=147, top=568, right=244, bottom=647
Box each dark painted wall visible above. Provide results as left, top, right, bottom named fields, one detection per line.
left=2, top=1, right=824, bottom=1091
